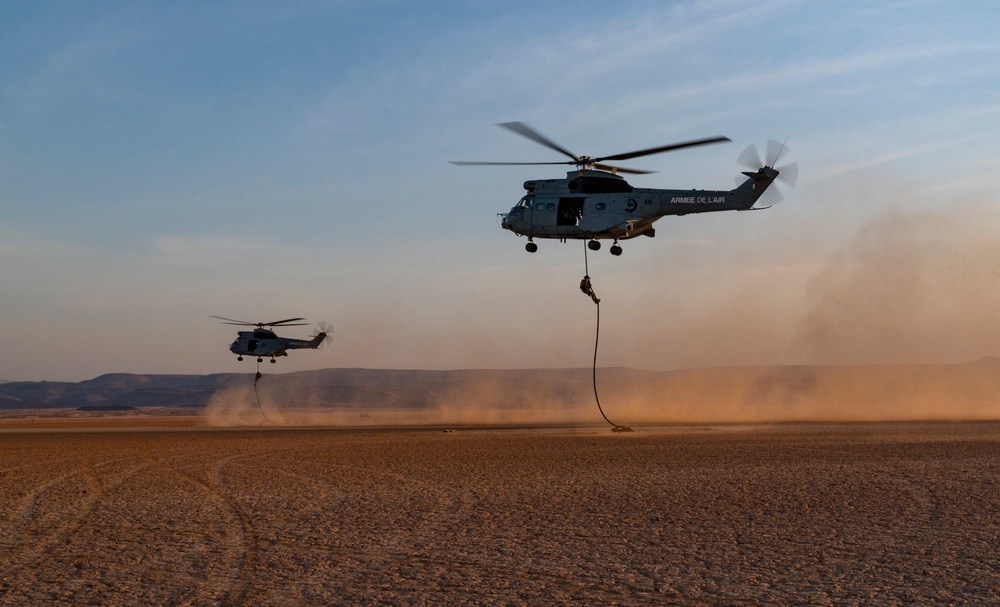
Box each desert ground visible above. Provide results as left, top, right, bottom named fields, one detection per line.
left=1, top=421, right=999, bottom=605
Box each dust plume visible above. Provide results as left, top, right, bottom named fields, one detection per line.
left=202, top=363, right=1000, bottom=427
left=204, top=376, right=429, bottom=427
left=204, top=384, right=284, bottom=427
left=792, top=205, right=1000, bottom=365
left=203, top=369, right=602, bottom=427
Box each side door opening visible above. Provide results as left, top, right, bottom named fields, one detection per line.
left=557, top=197, right=585, bottom=226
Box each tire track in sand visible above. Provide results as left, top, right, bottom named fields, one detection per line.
left=160, top=447, right=298, bottom=607
left=0, top=452, right=149, bottom=578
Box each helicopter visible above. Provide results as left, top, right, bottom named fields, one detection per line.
left=451, top=122, right=797, bottom=255
left=210, top=316, right=332, bottom=363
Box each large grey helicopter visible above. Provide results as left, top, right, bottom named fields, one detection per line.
left=210, top=316, right=331, bottom=363
left=451, top=122, right=796, bottom=255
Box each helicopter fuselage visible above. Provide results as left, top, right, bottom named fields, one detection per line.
left=228, top=328, right=325, bottom=360
left=501, top=169, right=777, bottom=243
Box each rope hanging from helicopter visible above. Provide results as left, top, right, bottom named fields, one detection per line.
left=581, top=242, right=632, bottom=432
left=253, top=360, right=275, bottom=424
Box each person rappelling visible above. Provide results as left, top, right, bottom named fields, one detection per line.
left=580, top=275, right=600, bottom=304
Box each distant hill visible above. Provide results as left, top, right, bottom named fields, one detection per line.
left=2, top=360, right=999, bottom=423
left=0, top=373, right=242, bottom=410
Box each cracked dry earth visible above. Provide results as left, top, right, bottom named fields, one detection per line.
left=1, top=423, right=999, bottom=606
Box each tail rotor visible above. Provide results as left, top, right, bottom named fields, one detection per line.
left=311, top=321, right=334, bottom=347
left=736, top=139, right=798, bottom=207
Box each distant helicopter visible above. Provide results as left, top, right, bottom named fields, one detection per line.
left=210, top=316, right=331, bottom=363
left=451, top=122, right=797, bottom=255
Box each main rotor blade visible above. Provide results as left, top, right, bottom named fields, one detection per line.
left=498, top=122, right=579, bottom=161
left=449, top=161, right=574, bottom=167
left=593, top=163, right=654, bottom=175
left=595, top=136, right=731, bottom=162
left=266, top=317, right=308, bottom=326
left=451, top=160, right=653, bottom=174
left=210, top=315, right=256, bottom=326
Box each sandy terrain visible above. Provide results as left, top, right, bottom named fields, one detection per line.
left=1, top=422, right=999, bottom=605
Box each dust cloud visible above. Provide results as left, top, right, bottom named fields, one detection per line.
left=204, top=378, right=425, bottom=428
left=203, top=361, right=1000, bottom=427
left=792, top=206, right=1000, bottom=365
left=203, top=370, right=600, bottom=428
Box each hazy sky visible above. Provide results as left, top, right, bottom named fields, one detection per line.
left=3, top=0, right=1000, bottom=381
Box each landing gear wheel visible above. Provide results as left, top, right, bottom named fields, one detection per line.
left=525, top=241, right=538, bottom=253
left=587, top=240, right=601, bottom=251
left=610, top=245, right=622, bottom=256
left=237, top=356, right=244, bottom=361
left=257, top=357, right=263, bottom=363
left=270, top=358, right=276, bottom=364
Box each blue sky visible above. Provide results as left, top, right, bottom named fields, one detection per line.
left=3, top=0, right=1000, bottom=381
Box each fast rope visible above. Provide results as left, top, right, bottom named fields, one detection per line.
left=253, top=360, right=275, bottom=424
left=581, top=242, right=632, bottom=432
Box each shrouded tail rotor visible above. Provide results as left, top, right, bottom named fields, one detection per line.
left=736, top=139, right=798, bottom=207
